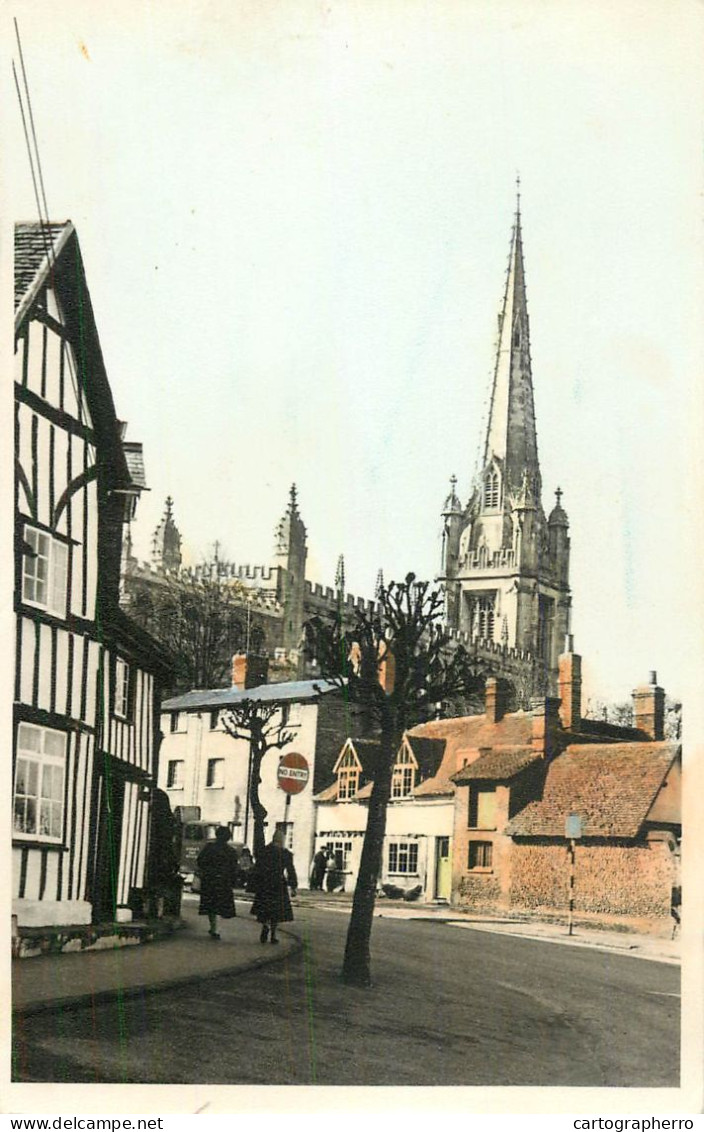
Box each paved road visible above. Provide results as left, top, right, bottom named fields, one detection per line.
left=12, top=904, right=679, bottom=1087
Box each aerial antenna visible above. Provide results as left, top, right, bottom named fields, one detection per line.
left=14, top=19, right=51, bottom=225
left=12, top=20, right=84, bottom=421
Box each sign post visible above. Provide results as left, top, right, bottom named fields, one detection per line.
left=277, top=752, right=310, bottom=795
left=565, top=813, right=583, bottom=936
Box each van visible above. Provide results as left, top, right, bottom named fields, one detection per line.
left=178, top=820, right=253, bottom=890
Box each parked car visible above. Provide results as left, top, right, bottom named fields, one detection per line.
left=179, top=820, right=253, bottom=890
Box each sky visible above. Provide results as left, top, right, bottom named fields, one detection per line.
left=4, top=0, right=703, bottom=706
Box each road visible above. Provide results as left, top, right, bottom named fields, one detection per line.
left=13, top=902, right=679, bottom=1087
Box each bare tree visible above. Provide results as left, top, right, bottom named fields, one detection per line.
left=127, top=575, right=247, bottom=694
left=221, top=701, right=298, bottom=858
left=305, top=573, right=480, bottom=987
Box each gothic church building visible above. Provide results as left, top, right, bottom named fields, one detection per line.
left=439, top=204, right=571, bottom=697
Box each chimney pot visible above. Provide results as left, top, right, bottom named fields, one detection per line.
left=649, top=670, right=657, bottom=685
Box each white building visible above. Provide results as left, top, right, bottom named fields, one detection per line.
left=313, top=722, right=474, bottom=902
left=159, top=671, right=357, bottom=886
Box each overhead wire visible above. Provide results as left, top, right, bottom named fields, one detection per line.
left=13, top=19, right=85, bottom=425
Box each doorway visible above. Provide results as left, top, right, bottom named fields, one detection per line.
left=92, top=763, right=125, bottom=923
left=435, top=836, right=451, bottom=901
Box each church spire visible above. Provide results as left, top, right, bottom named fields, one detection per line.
left=483, top=195, right=541, bottom=502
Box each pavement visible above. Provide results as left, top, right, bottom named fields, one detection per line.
left=12, top=890, right=680, bottom=1017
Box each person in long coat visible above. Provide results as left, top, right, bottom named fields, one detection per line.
left=250, top=829, right=298, bottom=944
left=197, top=826, right=239, bottom=939
left=310, top=848, right=327, bottom=890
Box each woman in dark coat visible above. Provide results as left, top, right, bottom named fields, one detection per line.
left=197, top=826, right=239, bottom=939
left=250, top=830, right=298, bottom=944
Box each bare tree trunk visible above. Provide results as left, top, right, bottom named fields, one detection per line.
left=249, top=733, right=268, bottom=859
left=341, top=703, right=399, bottom=987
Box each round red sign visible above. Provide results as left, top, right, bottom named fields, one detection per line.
left=277, top=752, right=310, bottom=795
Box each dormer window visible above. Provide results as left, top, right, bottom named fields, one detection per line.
left=391, top=742, right=416, bottom=798
left=337, top=747, right=359, bottom=800
left=484, top=470, right=500, bottom=510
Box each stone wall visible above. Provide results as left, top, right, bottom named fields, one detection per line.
left=508, top=838, right=674, bottom=921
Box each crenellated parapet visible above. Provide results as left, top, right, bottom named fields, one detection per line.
left=458, top=546, right=516, bottom=572
left=446, top=626, right=533, bottom=663
left=303, top=580, right=377, bottom=620
left=182, top=561, right=277, bottom=588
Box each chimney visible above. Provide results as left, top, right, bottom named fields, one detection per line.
left=231, top=653, right=269, bottom=690
left=558, top=642, right=582, bottom=731
left=632, top=671, right=665, bottom=741
left=484, top=677, right=504, bottom=724
left=532, top=697, right=562, bottom=759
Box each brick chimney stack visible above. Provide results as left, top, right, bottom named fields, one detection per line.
left=231, top=653, right=269, bottom=690
left=485, top=677, right=504, bottom=723
left=532, top=697, right=562, bottom=759
left=558, top=638, right=582, bottom=732
left=632, top=671, right=665, bottom=741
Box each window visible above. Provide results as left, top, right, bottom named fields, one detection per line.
left=468, top=786, right=497, bottom=829
left=280, top=704, right=290, bottom=727
left=114, top=659, right=130, bottom=719
left=206, top=758, right=224, bottom=789
left=391, top=746, right=416, bottom=798
left=209, top=710, right=219, bottom=730
left=14, top=723, right=66, bottom=842
left=167, top=760, right=184, bottom=789
left=170, top=713, right=179, bottom=733
left=468, top=841, right=493, bottom=870
left=471, top=595, right=495, bottom=641
left=337, top=747, right=360, bottom=799
left=388, top=841, right=419, bottom=874
left=484, top=470, right=500, bottom=510
left=22, top=526, right=68, bottom=617
left=324, top=840, right=352, bottom=870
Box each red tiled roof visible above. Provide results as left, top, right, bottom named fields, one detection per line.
left=410, top=712, right=534, bottom=796
left=506, top=742, right=679, bottom=839
left=312, top=781, right=339, bottom=803
left=452, top=746, right=540, bottom=782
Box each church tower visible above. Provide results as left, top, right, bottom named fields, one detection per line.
left=151, top=496, right=182, bottom=575
left=272, top=484, right=308, bottom=651
left=440, top=198, right=571, bottom=694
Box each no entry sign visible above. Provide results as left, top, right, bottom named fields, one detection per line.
left=277, top=752, right=310, bottom=795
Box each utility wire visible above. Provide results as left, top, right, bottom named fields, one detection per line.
left=13, top=20, right=84, bottom=424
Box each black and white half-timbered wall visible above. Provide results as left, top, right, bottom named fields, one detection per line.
left=13, top=222, right=172, bottom=929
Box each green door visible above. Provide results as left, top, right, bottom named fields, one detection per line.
left=435, top=836, right=451, bottom=900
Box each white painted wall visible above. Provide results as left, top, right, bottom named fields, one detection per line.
left=159, top=699, right=321, bottom=886
left=314, top=795, right=454, bottom=899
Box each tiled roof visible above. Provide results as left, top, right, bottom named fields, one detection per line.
left=410, top=711, right=534, bottom=796
left=405, top=735, right=446, bottom=781
left=123, top=442, right=147, bottom=489
left=162, top=679, right=339, bottom=712
left=312, top=781, right=339, bottom=803
left=15, top=222, right=73, bottom=320
left=506, top=742, right=679, bottom=839
left=452, top=746, right=540, bottom=782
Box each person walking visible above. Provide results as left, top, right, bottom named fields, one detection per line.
left=250, top=829, right=298, bottom=944
left=310, top=848, right=327, bottom=890
left=196, top=826, right=239, bottom=939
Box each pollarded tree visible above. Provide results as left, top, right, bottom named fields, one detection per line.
left=305, top=573, right=480, bottom=987
left=221, top=701, right=299, bottom=858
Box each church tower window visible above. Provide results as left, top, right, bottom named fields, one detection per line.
left=484, top=470, right=500, bottom=510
